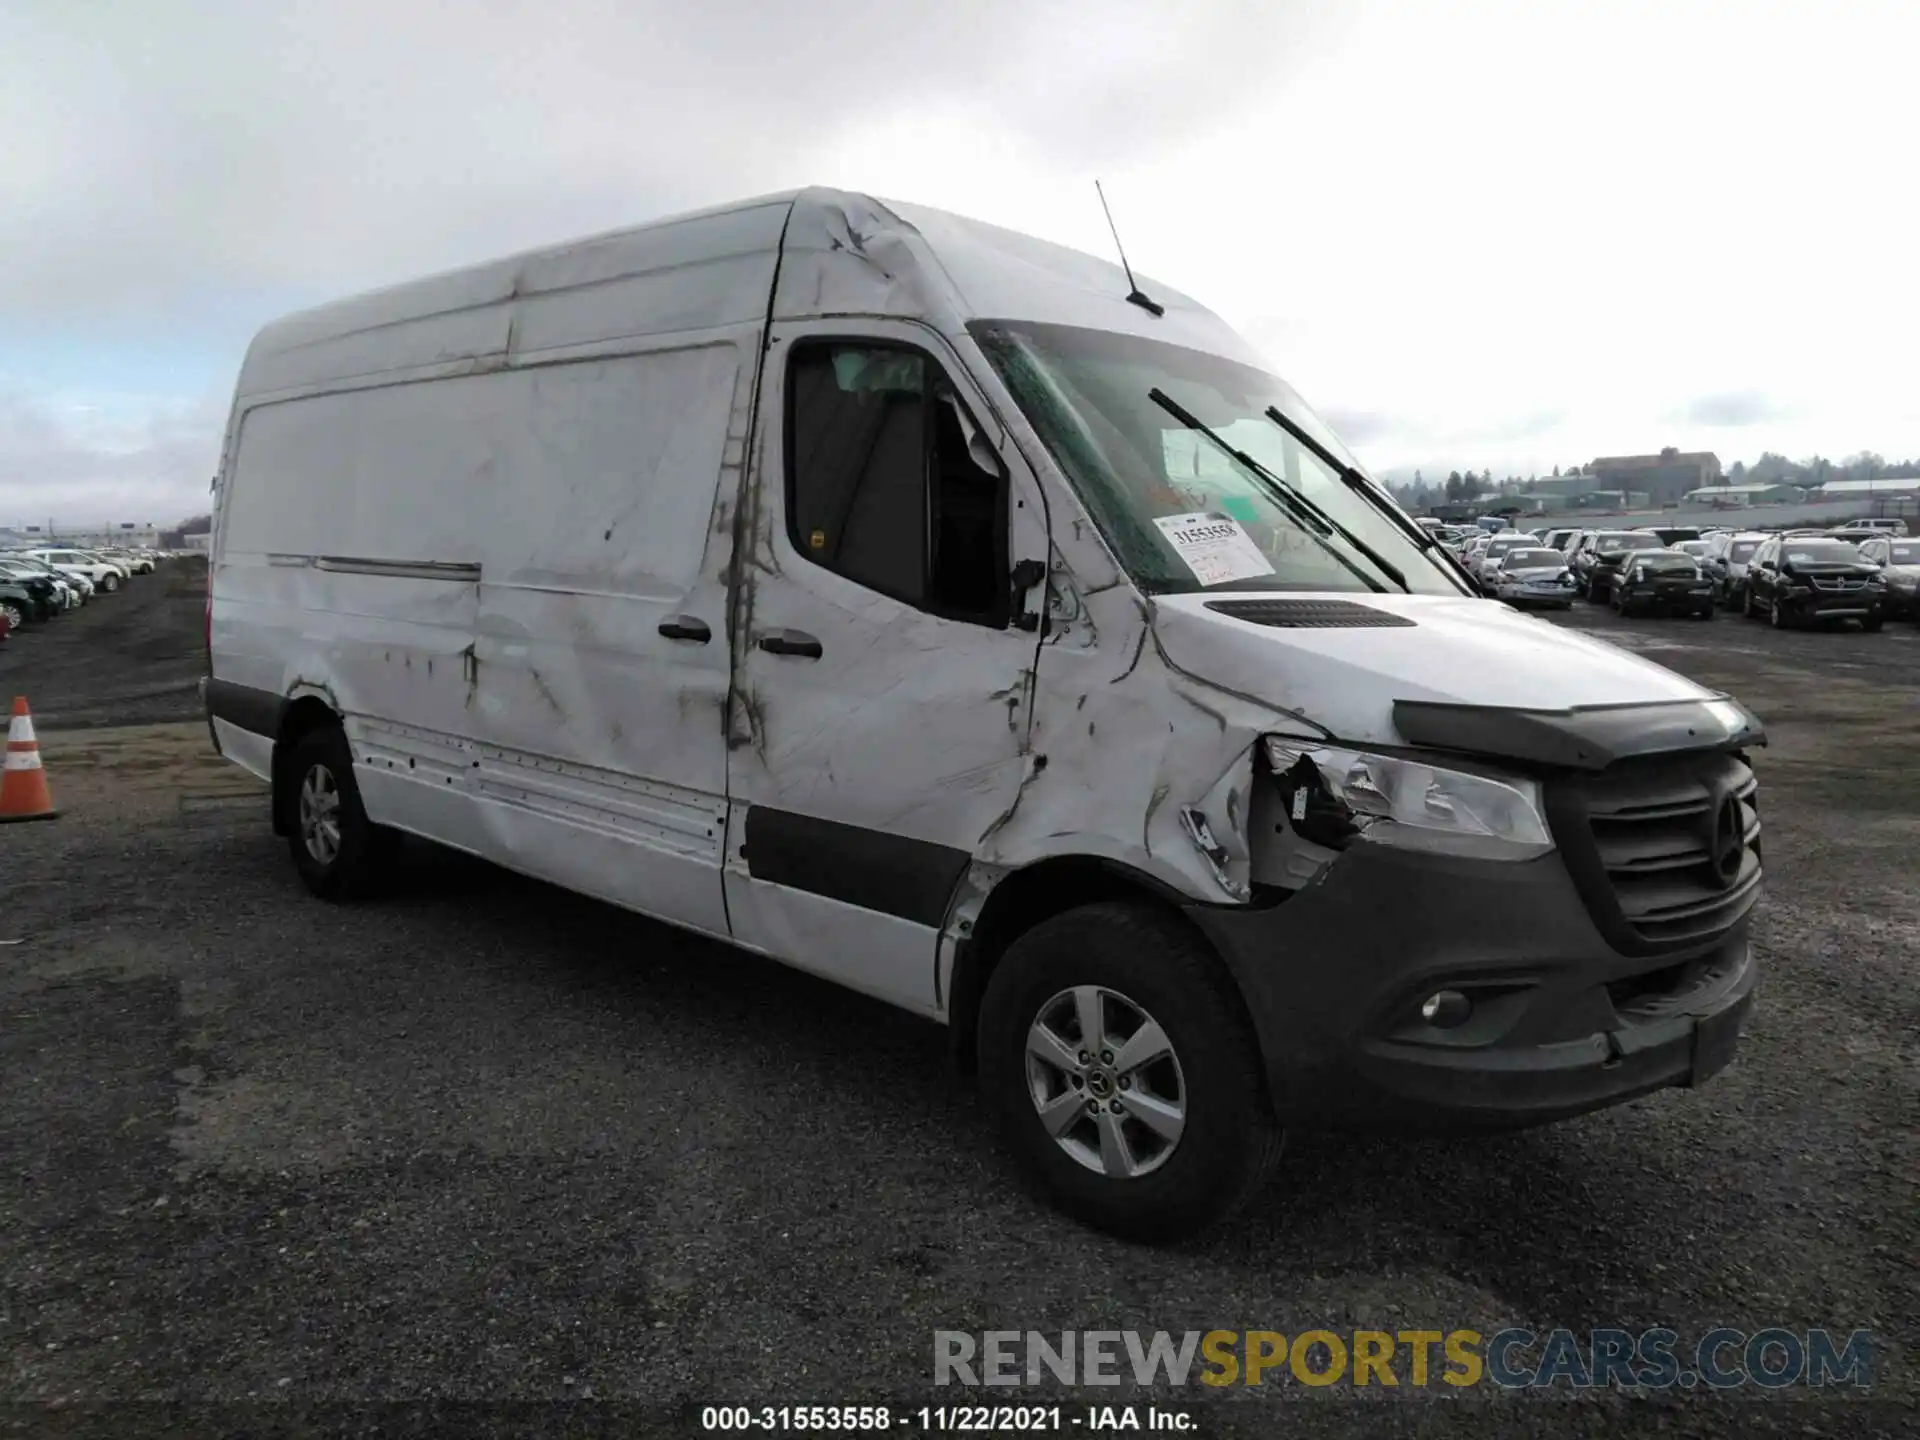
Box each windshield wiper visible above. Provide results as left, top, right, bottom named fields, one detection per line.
left=1146, top=388, right=1404, bottom=594
left=1262, top=406, right=1478, bottom=595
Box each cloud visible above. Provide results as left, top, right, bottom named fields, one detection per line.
left=0, top=390, right=222, bottom=526
left=2, top=0, right=1918, bottom=521
left=1678, top=391, right=1792, bottom=428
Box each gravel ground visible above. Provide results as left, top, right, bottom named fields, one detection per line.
left=1, top=573, right=1915, bottom=1438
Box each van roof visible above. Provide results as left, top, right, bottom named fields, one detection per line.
left=234, top=187, right=1263, bottom=405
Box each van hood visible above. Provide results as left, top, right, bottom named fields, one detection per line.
left=1150, top=591, right=1728, bottom=757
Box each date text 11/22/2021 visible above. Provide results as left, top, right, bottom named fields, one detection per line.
left=700, top=1405, right=1193, bottom=1431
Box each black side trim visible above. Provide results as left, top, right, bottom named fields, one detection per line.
left=315, top=556, right=481, bottom=582
left=205, top=677, right=285, bottom=739
left=1205, top=598, right=1415, bottom=629
left=743, top=806, right=970, bottom=927
left=1393, top=697, right=1766, bottom=772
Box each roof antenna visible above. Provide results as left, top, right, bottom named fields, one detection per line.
left=1095, top=180, right=1165, bottom=317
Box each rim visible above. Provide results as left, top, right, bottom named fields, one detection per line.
left=1025, top=985, right=1186, bottom=1179
left=298, top=762, right=343, bottom=865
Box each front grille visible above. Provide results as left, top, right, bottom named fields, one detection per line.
left=1809, top=575, right=1867, bottom=593
left=1548, top=751, right=1762, bottom=954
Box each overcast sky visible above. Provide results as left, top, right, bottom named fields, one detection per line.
left=4, top=0, right=1916, bottom=525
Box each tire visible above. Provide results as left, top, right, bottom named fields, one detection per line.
left=283, top=725, right=400, bottom=900
left=976, top=902, right=1282, bottom=1243
left=1695, top=606, right=1714, bottom=620
left=1743, top=587, right=1758, bottom=620
left=99, top=572, right=120, bottom=593
left=1862, top=615, right=1884, bottom=633
left=1770, top=597, right=1787, bottom=629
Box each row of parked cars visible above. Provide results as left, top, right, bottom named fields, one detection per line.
left=1429, top=518, right=1916, bottom=632
left=0, top=545, right=173, bottom=645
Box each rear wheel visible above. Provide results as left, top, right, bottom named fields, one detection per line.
left=977, top=902, right=1281, bottom=1242
left=283, top=725, right=401, bottom=900
left=98, top=572, right=120, bottom=593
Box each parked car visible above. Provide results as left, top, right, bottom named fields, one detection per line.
left=1540, top=527, right=1580, bottom=551
left=99, top=547, right=156, bottom=574
left=3, top=552, right=90, bottom=604
left=1608, top=552, right=1716, bottom=619
left=1856, top=536, right=1920, bottom=619
left=1647, top=527, right=1704, bottom=547
left=1571, top=530, right=1667, bottom=601
left=23, top=547, right=126, bottom=592
left=202, top=187, right=1768, bottom=1241
left=0, top=558, right=68, bottom=616
left=1467, top=532, right=1543, bottom=583
left=1484, top=546, right=1578, bottom=609
left=1699, top=531, right=1769, bottom=609
left=1830, top=518, right=1909, bottom=539
left=0, top=579, right=40, bottom=631
left=1742, top=535, right=1887, bottom=630
left=1669, top=539, right=1713, bottom=559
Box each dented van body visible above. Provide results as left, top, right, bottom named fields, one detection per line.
left=206, top=188, right=1764, bottom=1239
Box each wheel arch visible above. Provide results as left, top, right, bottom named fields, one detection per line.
left=945, top=854, right=1255, bottom=1083
left=270, top=693, right=343, bottom=836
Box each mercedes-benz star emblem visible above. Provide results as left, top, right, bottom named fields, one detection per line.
left=1710, top=793, right=1745, bottom=886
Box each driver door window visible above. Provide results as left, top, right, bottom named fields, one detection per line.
left=786, top=342, right=1009, bottom=628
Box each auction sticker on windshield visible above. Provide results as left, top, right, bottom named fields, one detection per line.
left=1154, top=510, right=1276, bottom=586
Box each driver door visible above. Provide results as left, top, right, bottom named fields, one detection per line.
left=722, top=322, right=1052, bottom=1014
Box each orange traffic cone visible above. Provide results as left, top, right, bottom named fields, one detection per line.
left=1, top=697, right=59, bottom=823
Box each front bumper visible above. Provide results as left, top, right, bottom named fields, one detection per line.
left=1185, top=842, right=1758, bottom=1133
left=1622, top=585, right=1715, bottom=612
left=1778, top=592, right=1885, bottom=622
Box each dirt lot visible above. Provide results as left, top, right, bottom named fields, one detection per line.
left=2, top=569, right=1915, bottom=1436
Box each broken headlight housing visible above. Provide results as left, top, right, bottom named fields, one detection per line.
left=1263, top=737, right=1554, bottom=862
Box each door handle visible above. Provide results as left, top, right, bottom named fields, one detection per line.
left=657, top=615, right=711, bottom=643
left=757, top=629, right=823, bottom=659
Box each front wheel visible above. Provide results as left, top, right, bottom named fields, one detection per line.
left=977, top=902, right=1281, bottom=1242
left=1, top=602, right=23, bottom=630
left=1862, top=615, right=1884, bottom=633
left=99, top=572, right=120, bottom=593
left=283, top=725, right=400, bottom=900
left=1770, top=597, right=1788, bottom=628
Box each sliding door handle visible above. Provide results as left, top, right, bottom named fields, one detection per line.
left=757, top=629, right=823, bottom=659
left=657, top=615, right=711, bottom=643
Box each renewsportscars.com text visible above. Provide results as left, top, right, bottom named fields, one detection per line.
left=934, top=1328, right=1874, bottom=1391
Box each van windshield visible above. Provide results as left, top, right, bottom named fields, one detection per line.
left=970, top=320, right=1461, bottom=596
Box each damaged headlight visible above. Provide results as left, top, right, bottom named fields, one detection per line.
left=1263, top=737, right=1554, bottom=862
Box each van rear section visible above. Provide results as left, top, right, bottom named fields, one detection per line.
left=205, top=187, right=1764, bottom=1242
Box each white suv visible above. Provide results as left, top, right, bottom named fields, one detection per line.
left=24, top=548, right=129, bottom=592
left=1830, top=518, right=1908, bottom=539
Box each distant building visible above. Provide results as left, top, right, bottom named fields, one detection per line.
left=1589, top=450, right=1723, bottom=506
left=1812, top=477, right=1920, bottom=497
left=1682, top=483, right=1803, bottom=506
left=7, top=522, right=164, bottom=549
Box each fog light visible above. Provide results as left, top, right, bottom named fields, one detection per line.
left=1420, top=990, right=1472, bottom=1028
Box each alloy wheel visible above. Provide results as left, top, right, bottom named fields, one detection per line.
left=298, top=762, right=343, bottom=865
left=1025, top=985, right=1187, bottom=1179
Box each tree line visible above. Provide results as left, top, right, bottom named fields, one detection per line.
left=1387, top=451, right=1920, bottom=509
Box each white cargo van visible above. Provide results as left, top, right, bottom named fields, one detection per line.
left=205, top=188, right=1765, bottom=1239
